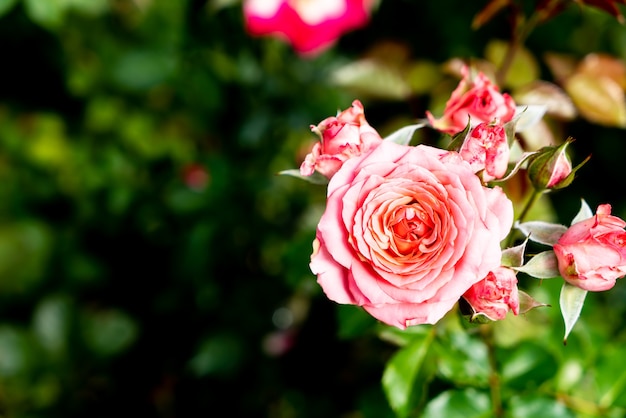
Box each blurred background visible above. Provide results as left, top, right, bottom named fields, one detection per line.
left=1, top=0, right=626, bottom=417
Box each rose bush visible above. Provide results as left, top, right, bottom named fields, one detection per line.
left=309, top=141, right=514, bottom=328
left=300, top=99, right=382, bottom=179
left=462, top=266, right=520, bottom=321
left=553, top=204, right=626, bottom=291
left=242, top=0, right=374, bottom=56
left=427, top=66, right=516, bottom=135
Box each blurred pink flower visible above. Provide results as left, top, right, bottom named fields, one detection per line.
left=243, top=0, right=374, bottom=56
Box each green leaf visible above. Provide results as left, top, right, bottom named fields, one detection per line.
left=0, top=221, right=53, bottom=294
left=0, top=326, right=36, bottom=377
left=24, top=0, right=68, bottom=29
left=67, top=0, right=108, bottom=15
left=377, top=324, right=433, bottom=347
left=383, top=122, right=428, bottom=145
left=188, top=333, right=244, bottom=377
left=111, top=49, right=178, bottom=91
left=434, top=330, right=490, bottom=387
left=277, top=169, right=329, bottom=185
left=499, top=341, right=558, bottom=389
left=594, top=345, right=626, bottom=408
left=512, top=250, right=560, bottom=279
left=564, top=72, right=626, bottom=128
left=382, top=328, right=436, bottom=417
left=406, top=60, right=443, bottom=95
left=81, top=309, right=138, bottom=357
left=559, top=282, right=588, bottom=345
left=0, top=0, right=17, bottom=17
left=511, top=105, right=547, bottom=132
left=330, top=59, right=412, bottom=100
left=420, top=388, right=491, bottom=418
left=505, top=395, right=576, bottom=418
left=32, top=295, right=73, bottom=356
left=514, top=221, right=568, bottom=246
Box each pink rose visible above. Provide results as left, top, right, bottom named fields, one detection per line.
left=426, top=66, right=516, bottom=135
left=309, top=141, right=514, bottom=328
left=300, top=99, right=383, bottom=179
left=459, top=121, right=509, bottom=182
left=554, top=204, right=626, bottom=291
left=243, top=0, right=373, bottom=56
left=462, top=267, right=520, bottom=321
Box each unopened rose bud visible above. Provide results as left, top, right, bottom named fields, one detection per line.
left=526, top=139, right=587, bottom=191
left=554, top=204, right=626, bottom=292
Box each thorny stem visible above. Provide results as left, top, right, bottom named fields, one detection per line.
left=481, top=325, right=504, bottom=418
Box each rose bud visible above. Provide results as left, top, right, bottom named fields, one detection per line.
left=300, top=99, right=383, bottom=179
left=459, top=120, right=509, bottom=182
left=462, top=267, right=520, bottom=321
left=426, top=65, right=516, bottom=135
left=553, top=204, right=626, bottom=292
left=526, top=140, right=576, bottom=190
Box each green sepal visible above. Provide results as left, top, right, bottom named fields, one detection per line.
left=514, top=220, right=568, bottom=246
left=512, top=250, right=560, bottom=279
left=446, top=117, right=471, bottom=152
left=383, top=121, right=428, bottom=145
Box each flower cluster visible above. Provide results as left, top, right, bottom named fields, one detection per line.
left=286, top=66, right=626, bottom=341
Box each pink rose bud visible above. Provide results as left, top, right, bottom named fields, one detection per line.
left=243, top=0, right=374, bottom=56
left=554, top=204, right=626, bottom=291
left=426, top=65, right=516, bottom=135
left=462, top=267, right=520, bottom=321
left=527, top=140, right=575, bottom=190
left=459, top=121, right=509, bottom=182
left=300, top=100, right=383, bottom=179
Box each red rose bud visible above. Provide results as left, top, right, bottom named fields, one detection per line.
left=426, top=65, right=516, bottom=135
left=526, top=139, right=589, bottom=191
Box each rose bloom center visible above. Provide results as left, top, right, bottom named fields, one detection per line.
left=390, top=204, right=433, bottom=254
